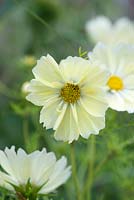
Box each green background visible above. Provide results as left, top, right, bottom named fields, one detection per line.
left=0, top=0, right=134, bottom=200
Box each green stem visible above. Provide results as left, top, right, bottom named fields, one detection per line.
left=16, top=192, right=38, bottom=200
left=95, top=151, right=112, bottom=175
left=84, top=135, right=96, bottom=200
left=16, top=192, right=27, bottom=200
left=0, top=81, right=20, bottom=100
left=120, top=137, right=134, bottom=149
left=94, top=137, right=134, bottom=175
left=13, top=0, right=78, bottom=51
left=23, top=117, right=29, bottom=150
left=70, top=143, right=82, bottom=200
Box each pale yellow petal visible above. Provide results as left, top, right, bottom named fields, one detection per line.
left=26, top=79, right=59, bottom=106
left=32, top=54, right=63, bottom=85
left=80, top=94, right=108, bottom=117
left=40, top=98, right=63, bottom=129
left=59, top=56, right=90, bottom=84
left=39, top=156, right=71, bottom=194
left=54, top=105, right=80, bottom=143
left=76, top=102, right=105, bottom=138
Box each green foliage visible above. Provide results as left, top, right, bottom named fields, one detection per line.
left=0, top=0, right=134, bottom=200
left=78, top=47, right=88, bottom=59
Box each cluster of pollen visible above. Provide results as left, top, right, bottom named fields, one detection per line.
left=107, top=75, right=124, bottom=91
left=60, top=83, right=80, bottom=103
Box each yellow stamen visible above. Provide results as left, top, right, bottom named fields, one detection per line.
left=60, top=83, right=80, bottom=103
left=107, top=75, right=124, bottom=91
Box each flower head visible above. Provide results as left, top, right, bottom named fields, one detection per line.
left=89, top=43, right=134, bottom=112
left=0, top=146, right=71, bottom=199
left=26, top=54, right=108, bottom=143
left=85, top=16, right=134, bottom=44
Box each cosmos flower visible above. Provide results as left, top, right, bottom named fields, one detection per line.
left=26, top=55, right=108, bottom=143
left=89, top=43, right=134, bottom=112
left=85, top=16, right=134, bottom=45
left=0, top=146, right=71, bottom=199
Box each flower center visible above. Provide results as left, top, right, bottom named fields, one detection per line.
left=107, top=75, right=124, bottom=91
left=60, top=83, right=80, bottom=103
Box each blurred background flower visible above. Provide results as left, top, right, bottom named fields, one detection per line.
left=85, top=16, right=134, bottom=44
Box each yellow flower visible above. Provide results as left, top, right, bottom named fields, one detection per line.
left=89, top=43, right=134, bottom=112
left=85, top=16, right=134, bottom=44
left=26, top=55, right=108, bottom=143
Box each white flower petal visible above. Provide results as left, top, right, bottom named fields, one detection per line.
left=54, top=105, right=80, bottom=143
left=32, top=54, right=63, bottom=85
left=39, top=156, right=71, bottom=194
left=30, top=150, right=56, bottom=185
left=26, top=79, right=60, bottom=106
left=0, top=148, right=15, bottom=177
left=54, top=103, right=68, bottom=130
left=5, top=147, right=30, bottom=185
left=80, top=64, right=108, bottom=88
left=0, top=171, right=15, bottom=191
left=119, top=90, right=134, bottom=113
left=86, top=16, right=134, bottom=44
left=89, top=42, right=119, bottom=74
left=59, top=56, right=90, bottom=83
left=107, top=91, right=125, bottom=111
left=0, top=147, right=71, bottom=195
left=124, top=75, right=134, bottom=89
left=40, top=98, right=60, bottom=128
left=85, top=16, right=112, bottom=43
left=80, top=94, right=108, bottom=117
left=76, top=102, right=105, bottom=138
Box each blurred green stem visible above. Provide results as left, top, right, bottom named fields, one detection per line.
left=16, top=192, right=26, bottom=200
left=23, top=116, right=29, bottom=150
left=14, top=0, right=76, bottom=51
left=95, top=151, right=112, bottom=175
left=17, top=193, right=37, bottom=200
left=70, top=143, right=82, bottom=200
left=120, top=137, right=134, bottom=149
left=95, top=136, right=134, bottom=175
left=85, top=135, right=96, bottom=200
left=0, top=81, right=20, bottom=100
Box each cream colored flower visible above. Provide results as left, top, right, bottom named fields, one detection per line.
left=26, top=54, right=108, bottom=143
left=85, top=16, right=134, bottom=44
left=89, top=43, right=134, bottom=112
left=0, top=146, right=71, bottom=198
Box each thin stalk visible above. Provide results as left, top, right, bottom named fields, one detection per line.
left=84, top=135, right=96, bottom=200
left=1, top=192, right=6, bottom=200
left=16, top=192, right=26, bottom=200
left=17, top=192, right=37, bottom=200
left=0, top=81, right=20, bottom=100
left=95, top=136, right=134, bottom=175
left=23, top=116, right=29, bottom=150
left=70, top=143, right=82, bottom=200
left=120, top=137, right=134, bottom=149
left=13, top=0, right=79, bottom=51
left=95, top=151, right=112, bottom=175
